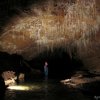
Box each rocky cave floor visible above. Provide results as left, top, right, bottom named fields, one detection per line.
left=60, top=70, right=100, bottom=95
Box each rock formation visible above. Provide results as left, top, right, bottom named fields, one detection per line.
left=0, top=0, right=100, bottom=73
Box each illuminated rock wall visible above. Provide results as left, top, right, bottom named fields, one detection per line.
left=0, top=0, right=100, bottom=71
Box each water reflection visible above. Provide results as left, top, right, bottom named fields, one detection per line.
left=44, top=79, right=49, bottom=100
left=5, top=90, right=16, bottom=100
left=4, top=79, right=93, bottom=100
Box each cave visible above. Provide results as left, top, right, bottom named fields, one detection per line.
left=0, top=0, right=99, bottom=80
left=28, top=48, right=83, bottom=79
left=0, top=0, right=99, bottom=81
left=0, top=0, right=100, bottom=99
left=0, top=48, right=83, bottom=79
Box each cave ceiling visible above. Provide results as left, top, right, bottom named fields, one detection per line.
left=0, top=0, right=100, bottom=68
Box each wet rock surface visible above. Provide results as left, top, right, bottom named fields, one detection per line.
left=60, top=70, right=100, bottom=95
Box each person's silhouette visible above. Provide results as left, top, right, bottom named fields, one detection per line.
left=44, top=62, right=48, bottom=79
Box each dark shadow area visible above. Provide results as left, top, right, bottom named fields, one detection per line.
left=0, top=47, right=83, bottom=79
left=79, top=81, right=100, bottom=96
left=0, top=73, right=6, bottom=100
left=28, top=48, right=83, bottom=79
left=0, top=52, right=30, bottom=74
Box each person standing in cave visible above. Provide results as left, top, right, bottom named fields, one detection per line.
left=44, top=61, right=48, bottom=80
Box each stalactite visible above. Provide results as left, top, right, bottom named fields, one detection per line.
left=0, top=0, right=99, bottom=60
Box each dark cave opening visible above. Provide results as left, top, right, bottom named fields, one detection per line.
left=0, top=52, right=29, bottom=74
left=0, top=49, right=83, bottom=80
left=28, top=48, right=83, bottom=79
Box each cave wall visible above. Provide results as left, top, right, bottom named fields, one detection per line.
left=0, top=0, right=100, bottom=73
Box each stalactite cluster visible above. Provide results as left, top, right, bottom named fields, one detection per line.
left=0, top=0, right=100, bottom=71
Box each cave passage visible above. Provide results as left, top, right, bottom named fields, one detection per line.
left=28, top=48, right=83, bottom=79
left=0, top=48, right=83, bottom=79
